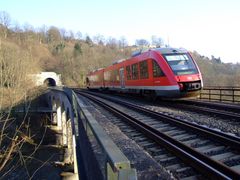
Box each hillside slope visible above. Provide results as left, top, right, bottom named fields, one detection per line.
left=1, top=23, right=239, bottom=87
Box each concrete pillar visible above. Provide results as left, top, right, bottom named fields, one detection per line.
left=62, top=106, right=67, bottom=146
left=72, top=135, right=78, bottom=174
left=52, top=99, right=57, bottom=125
left=57, top=102, right=62, bottom=129
left=64, top=119, right=73, bottom=164
left=67, top=119, right=73, bottom=149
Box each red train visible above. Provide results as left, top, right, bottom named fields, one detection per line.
left=86, top=47, right=203, bottom=98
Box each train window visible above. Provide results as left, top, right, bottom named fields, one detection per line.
left=114, top=70, right=119, bottom=82
left=104, top=71, right=111, bottom=81
left=110, top=70, right=115, bottom=82
left=126, top=66, right=131, bottom=80
left=140, top=60, right=149, bottom=79
left=152, top=60, right=165, bottom=77
left=132, top=63, right=139, bottom=80
left=163, top=54, right=198, bottom=75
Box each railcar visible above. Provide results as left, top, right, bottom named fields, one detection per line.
left=86, top=47, right=203, bottom=98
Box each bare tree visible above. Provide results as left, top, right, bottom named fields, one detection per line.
left=35, top=25, right=48, bottom=44
left=0, top=11, right=11, bottom=39
left=76, top=31, right=82, bottom=40
left=135, top=39, right=149, bottom=47
left=151, top=35, right=164, bottom=47
left=46, top=26, right=61, bottom=43
left=59, top=28, right=67, bottom=40
left=67, top=30, right=74, bottom=41
left=106, top=37, right=118, bottom=49
left=22, top=23, right=36, bottom=42
left=93, top=34, right=105, bottom=45
left=118, top=36, right=128, bottom=49
left=85, top=35, right=93, bottom=45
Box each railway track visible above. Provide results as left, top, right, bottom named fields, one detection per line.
left=76, top=89, right=240, bottom=121
left=181, top=100, right=240, bottom=113
left=81, top=90, right=240, bottom=131
left=161, top=100, right=240, bottom=120
left=75, top=90, right=240, bottom=179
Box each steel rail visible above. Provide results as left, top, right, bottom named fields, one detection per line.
left=180, top=100, right=240, bottom=113
left=161, top=101, right=240, bottom=119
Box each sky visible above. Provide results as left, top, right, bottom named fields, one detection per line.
left=1, top=0, right=240, bottom=63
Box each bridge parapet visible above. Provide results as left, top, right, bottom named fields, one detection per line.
left=200, top=86, right=240, bottom=103
left=46, top=87, right=137, bottom=180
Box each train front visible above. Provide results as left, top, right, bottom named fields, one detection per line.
left=159, top=48, right=203, bottom=98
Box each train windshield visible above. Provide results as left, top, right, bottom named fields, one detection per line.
left=163, top=54, right=198, bottom=75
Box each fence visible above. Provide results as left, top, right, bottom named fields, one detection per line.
left=199, top=86, right=240, bottom=103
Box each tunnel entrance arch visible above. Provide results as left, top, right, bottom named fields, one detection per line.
left=31, top=72, right=62, bottom=86
left=44, top=78, right=56, bottom=86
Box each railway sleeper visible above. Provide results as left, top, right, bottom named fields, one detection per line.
left=175, top=166, right=193, bottom=174
left=159, top=156, right=177, bottom=162
left=154, top=154, right=172, bottom=160
left=151, top=123, right=170, bottom=129
left=170, top=133, right=190, bottom=139
left=189, top=140, right=212, bottom=148
left=164, top=129, right=185, bottom=136
left=195, top=144, right=218, bottom=152
left=176, top=170, right=199, bottom=180
left=134, top=137, right=148, bottom=142
left=128, top=132, right=143, bottom=137
left=138, top=141, right=155, bottom=148
left=198, top=145, right=225, bottom=154
left=232, top=164, right=240, bottom=171
left=147, top=147, right=164, bottom=155
left=156, top=126, right=175, bottom=132
left=182, top=138, right=203, bottom=145
left=165, top=163, right=185, bottom=171
left=138, top=115, right=154, bottom=120
left=211, top=152, right=235, bottom=161
left=148, top=122, right=162, bottom=127
left=113, top=121, right=125, bottom=126
left=204, top=148, right=230, bottom=157
left=116, top=124, right=129, bottom=129
left=157, top=157, right=179, bottom=167
left=123, top=129, right=136, bottom=133
left=168, top=130, right=187, bottom=137
left=183, top=138, right=208, bottom=146
left=223, top=155, right=240, bottom=166
left=177, top=134, right=198, bottom=142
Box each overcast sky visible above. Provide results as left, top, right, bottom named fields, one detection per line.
left=1, top=0, right=240, bottom=63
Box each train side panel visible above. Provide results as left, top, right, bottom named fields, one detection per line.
left=86, top=69, right=104, bottom=89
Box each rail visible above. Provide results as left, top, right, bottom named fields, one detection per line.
left=199, top=86, right=240, bottom=103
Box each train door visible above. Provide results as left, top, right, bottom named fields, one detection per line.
left=119, top=68, right=125, bottom=88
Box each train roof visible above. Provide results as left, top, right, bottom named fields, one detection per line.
left=131, top=47, right=188, bottom=57
left=89, top=68, right=104, bottom=74
left=112, top=59, right=126, bottom=65
left=154, top=47, right=188, bottom=54
left=88, top=47, right=189, bottom=75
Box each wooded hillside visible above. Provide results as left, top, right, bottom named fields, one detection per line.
left=1, top=11, right=240, bottom=90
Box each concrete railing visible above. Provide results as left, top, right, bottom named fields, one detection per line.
left=47, top=87, right=137, bottom=180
